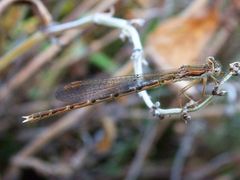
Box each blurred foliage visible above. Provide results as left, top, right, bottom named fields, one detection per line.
left=0, top=0, right=240, bottom=179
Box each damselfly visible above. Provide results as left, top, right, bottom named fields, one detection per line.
left=22, top=57, right=221, bottom=123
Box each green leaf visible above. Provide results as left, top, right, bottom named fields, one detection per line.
left=89, top=52, right=117, bottom=73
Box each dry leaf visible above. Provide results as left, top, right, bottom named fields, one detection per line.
left=146, top=0, right=220, bottom=69
left=232, top=0, right=240, bottom=10
left=95, top=117, right=117, bottom=154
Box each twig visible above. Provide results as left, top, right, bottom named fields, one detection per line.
left=12, top=147, right=88, bottom=176
left=184, top=152, right=240, bottom=180
left=12, top=157, right=73, bottom=176
left=125, top=120, right=170, bottom=180
left=0, top=32, right=46, bottom=72
left=170, top=120, right=205, bottom=180
left=42, top=29, right=119, bottom=90
left=0, top=0, right=53, bottom=71
left=64, top=0, right=97, bottom=21
left=0, top=0, right=53, bottom=25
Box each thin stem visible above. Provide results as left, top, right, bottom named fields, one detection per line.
left=0, top=32, right=46, bottom=72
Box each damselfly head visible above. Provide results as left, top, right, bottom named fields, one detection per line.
left=207, top=56, right=221, bottom=76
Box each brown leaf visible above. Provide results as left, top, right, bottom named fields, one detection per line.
left=95, top=117, right=117, bottom=154
left=146, top=1, right=220, bottom=69
left=232, top=0, right=240, bottom=10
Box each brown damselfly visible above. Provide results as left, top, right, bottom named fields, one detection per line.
left=22, top=57, right=221, bottom=123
